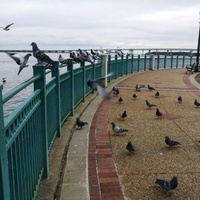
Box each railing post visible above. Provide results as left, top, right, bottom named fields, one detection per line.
left=171, top=55, right=174, bottom=68
left=126, top=54, right=129, bottom=74
left=80, top=61, right=86, bottom=102
left=33, top=64, right=49, bottom=178
left=107, top=55, right=111, bottom=82
left=115, top=55, right=118, bottom=79
left=144, top=54, right=147, bottom=71
left=137, top=55, right=140, bottom=72
left=0, top=85, right=10, bottom=200
left=157, top=55, right=160, bottom=69
left=52, top=62, right=62, bottom=137
left=164, top=55, right=167, bottom=69
left=176, top=55, right=179, bottom=68
left=149, top=54, right=155, bottom=70
left=131, top=54, right=134, bottom=73
left=182, top=55, right=185, bottom=68
left=102, top=54, right=108, bottom=87
left=67, top=59, right=74, bottom=116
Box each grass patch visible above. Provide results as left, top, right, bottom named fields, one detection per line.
left=195, top=73, right=200, bottom=83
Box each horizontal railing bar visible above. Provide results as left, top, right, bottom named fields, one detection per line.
left=3, top=74, right=41, bottom=104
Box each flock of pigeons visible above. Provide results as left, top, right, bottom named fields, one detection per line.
left=74, top=77, right=200, bottom=196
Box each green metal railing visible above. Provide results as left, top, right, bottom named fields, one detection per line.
left=0, top=51, right=197, bottom=200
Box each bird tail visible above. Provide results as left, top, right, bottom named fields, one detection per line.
left=122, top=129, right=128, bottom=132
left=155, top=179, right=164, bottom=185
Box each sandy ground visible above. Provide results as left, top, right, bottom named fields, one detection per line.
left=108, top=69, right=200, bottom=200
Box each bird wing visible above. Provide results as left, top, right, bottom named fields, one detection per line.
left=6, top=52, right=22, bottom=65
left=96, top=84, right=109, bottom=99
left=5, top=23, right=14, bottom=29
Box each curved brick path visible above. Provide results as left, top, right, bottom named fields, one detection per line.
left=88, top=69, right=200, bottom=200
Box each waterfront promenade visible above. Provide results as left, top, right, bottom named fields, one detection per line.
left=37, top=68, right=200, bottom=200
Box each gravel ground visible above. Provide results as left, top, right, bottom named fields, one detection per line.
left=108, top=69, right=200, bottom=200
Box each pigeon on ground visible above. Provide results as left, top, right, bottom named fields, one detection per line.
left=30, top=42, right=57, bottom=71
left=6, top=52, right=32, bottom=75
left=0, top=23, right=14, bottom=31
left=87, top=72, right=113, bottom=99
left=145, top=100, right=156, bottom=109
left=165, top=136, right=181, bottom=147
left=126, top=141, right=135, bottom=153
left=194, top=99, right=200, bottom=107
left=58, top=54, right=68, bottom=65
left=75, top=117, right=88, bottom=129
left=156, top=108, right=163, bottom=118
left=132, top=93, right=137, bottom=99
left=148, top=84, right=155, bottom=91
left=135, top=84, right=145, bottom=91
left=178, top=96, right=182, bottom=103
left=114, top=88, right=119, bottom=96
left=111, top=122, right=128, bottom=134
left=119, top=110, right=127, bottom=119
left=155, top=176, right=178, bottom=196
left=155, top=91, right=160, bottom=98
left=118, top=97, right=123, bottom=103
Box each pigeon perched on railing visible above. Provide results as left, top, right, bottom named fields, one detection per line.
left=30, top=42, right=57, bottom=71
left=145, top=100, right=156, bottom=109
left=6, top=52, right=32, bottom=75
left=165, top=136, right=181, bottom=147
left=87, top=72, right=113, bottom=99
left=111, top=122, right=128, bottom=134
left=0, top=22, right=14, bottom=31
left=69, top=51, right=81, bottom=63
left=148, top=84, right=155, bottom=91
left=155, top=176, right=178, bottom=196
left=58, top=54, right=68, bottom=65
left=75, top=117, right=88, bottom=129
left=126, top=141, right=135, bottom=153
left=194, top=99, right=200, bottom=107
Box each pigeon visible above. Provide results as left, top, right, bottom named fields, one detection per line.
left=155, top=176, right=178, bottom=196
left=155, top=91, right=160, bottom=98
left=87, top=72, right=113, bottom=99
left=6, top=52, right=32, bottom=75
left=145, top=100, right=156, bottom=109
left=58, top=54, right=68, bottom=65
left=114, top=88, right=119, bottom=96
left=0, top=22, right=14, bottom=31
left=135, top=84, right=145, bottom=91
left=194, top=99, right=200, bottom=107
left=75, top=117, right=88, bottom=129
left=119, top=110, right=127, bottom=119
left=2, top=78, right=6, bottom=83
left=118, top=97, right=123, bottom=103
left=177, top=96, right=182, bottom=103
left=126, top=141, right=135, bottom=153
left=132, top=93, right=137, bottom=99
left=30, top=42, right=57, bottom=71
left=165, top=136, right=181, bottom=147
left=148, top=84, right=155, bottom=91
left=156, top=108, right=163, bottom=118
left=69, top=51, right=81, bottom=63
left=111, top=122, right=128, bottom=134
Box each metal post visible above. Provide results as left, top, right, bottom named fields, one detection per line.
left=194, top=17, right=200, bottom=72
left=102, top=55, right=108, bottom=87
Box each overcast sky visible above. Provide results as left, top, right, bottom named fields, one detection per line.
left=0, top=0, right=200, bottom=50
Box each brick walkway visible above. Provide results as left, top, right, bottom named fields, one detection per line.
left=88, top=69, right=200, bottom=200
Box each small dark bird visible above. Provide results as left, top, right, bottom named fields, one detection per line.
left=132, top=93, right=137, bottom=99
left=87, top=73, right=113, bottom=99
left=30, top=42, right=57, bottom=71
left=145, top=100, right=156, bottom=108
left=148, top=84, right=155, bottom=91
left=119, top=110, right=127, bottom=119
left=194, top=99, right=200, bottom=107
left=135, top=84, right=145, bottom=91
left=178, top=96, right=182, bottom=103
left=75, top=117, right=88, bottom=129
left=2, top=78, right=6, bottom=83
left=111, top=122, right=128, bottom=134
left=0, top=22, right=14, bottom=31
left=6, top=52, right=32, bottom=75
left=126, top=141, right=135, bottom=153
left=114, top=88, right=119, bottom=96
left=118, top=97, right=123, bottom=103
left=156, top=108, right=163, bottom=118
left=155, top=176, right=178, bottom=196
left=155, top=91, right=160, bottom=98
left=165, top=136, right=181, bottom=147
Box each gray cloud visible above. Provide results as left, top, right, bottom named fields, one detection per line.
left=0, top=0, right=200, bottom=50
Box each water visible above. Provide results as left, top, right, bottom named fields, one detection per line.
left=0, top=52, right=70, bottom=118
